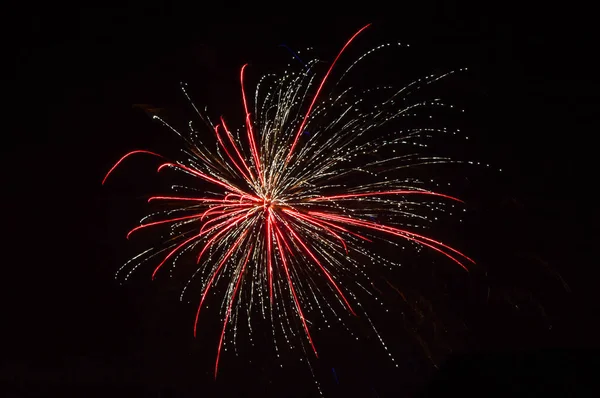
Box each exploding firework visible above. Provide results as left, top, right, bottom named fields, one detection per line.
left=103, top=24, right=476, bottom=379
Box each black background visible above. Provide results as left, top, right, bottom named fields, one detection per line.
left=2, top=3, right=597, bottom=397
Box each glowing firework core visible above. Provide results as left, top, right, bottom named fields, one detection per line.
left=262, top=196, right=274, bottom=208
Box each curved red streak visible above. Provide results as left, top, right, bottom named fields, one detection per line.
left=147, top=196, right=232, bottom=203
left=214, top=249, right=251, bottom=379
left=127, top=213, right=203, bottom=239
left=286, top=24, right=371, bottom=163
left=275, top=224, right=294, bottom=253
left=220, top=117, right=256, bottom=181
left=196, top=211, right=249, bottom=261
left=224, top=193, right=262, bottom=204
left=282, top=208, right=348, bottom=252
left=266, top=209, right=274, bottom=304
left=273, top=225, right=318, bottom=357
left=239, top=194, right=261, bottom=203
left=157, top=162, right=251, bottom=197
left=213, top=124, right=252, bottom=182
left=399, top=234, right=469, bottom=271
left=240, top=64, right=262, bottom=182
left=194, top=230, right=248, bottom=337
left=283, top=208, right=368, bottom=246
left=304, top=216, right=373, bottom=243
left=311, top=211, right=472, bottom=261
left=102, top=150, right=164, bottom=185
left=279, top=217, right=356, bottom=316
left=151, top=232, right=204, bottom=280
left=199, top=208, right=250, bottom=236
left=200, top=203, right=252, bottom=221
left=390, top=228, right=474, bottom=264
left=308, top=190, right=463, bottom=203
left=308, top=211, right=474, bottom=269
left=151, top=212, right=247, bottom=280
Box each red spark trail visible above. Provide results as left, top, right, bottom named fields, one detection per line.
left=151, top=232, right=205, bottom=280
left=127, top=213, right=203, bottom=239
left=309, top=211, right=473, bottom=262
left=151, top=211, right=248, bottom=280
left=283, top=208, right=349, bottom=251
left=296, top=213, right=350, bottom=252
left=278, top=216, right=356, bottom=315
left=194, top=230, right=249, bottom=337
left=214, top=249, right=252, bottom=379
left=285, top=23, right=371, bottom=163
left=240, top=64, right=263, bottom=183
left=147, top=196, right=234, bottom=203
left=158, top=162, right=253, bottom=198
left=266, top=208, right=274, bottom=304
left=213, top=124, right=252, bottom=182
left=238, top=194, right=261, bottom=203
left=308, top=211, right=474, bottom=270
left=283, top=208, right=371, bottom=244
left=198, top=207, right=257, bottom=236
left=273, top=223, right=318, bottom=357
left=200, top=203, right=253, bottom=221
left=102, top=150, right=164, bottom=185
left=220, top=117, right=256, bottom=182
left=197, top=211, right=250, bottom=251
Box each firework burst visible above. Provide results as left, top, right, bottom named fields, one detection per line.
left=103, top=24, right=475, bottom=379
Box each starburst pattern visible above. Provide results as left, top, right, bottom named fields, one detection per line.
left=103, top=24, right=475, bottom=378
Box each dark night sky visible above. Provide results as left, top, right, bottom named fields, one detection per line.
left=2, top=3, right=597, bottom=397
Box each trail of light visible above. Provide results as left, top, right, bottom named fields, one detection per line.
left=224, top=193, right=262, bottom=204
left=151, top=232, right=205, bottom=280
left=214, top=248, right=252, bottom=379
left=239, top=194, right=260, bottom=203
left=310, top=211, right=474, bottom=263
left=279, top=216, right=356, bottom=315
left=309, top=211, right=473, bottom=270
left=127, top=213, right=203, bottom=239
left=283, top=208, right=348, bottom=251
left=102, top=150, right=164, bottom=185
left=273, top=222, right=318, bottom=357
left=283, top=208, right=370, bottom=245
left=200, top=203, right=253, bottom=221
left=385, top=279, right=407, bottom=302
left=240, top=64, right=263, bottom=183
left=220, top=117, right=256, bottom=182
left=158, top=162, right=252, bottom=197
left=213, top=124, right=252, bottom=182
left=197, top=212, right=250, bottom=260
left=286, top=23, right=371, bottom=163
left=147, top=196, right=232, bottom=203
left=266, top=208, right=274, bottom=304
left=194, top=230, right=248, bottom=337
left=308, top=190, right=463, bottom=203
left=151, top=211, right=248, bottom=280
left=200, top=207, right=259, bottom=236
